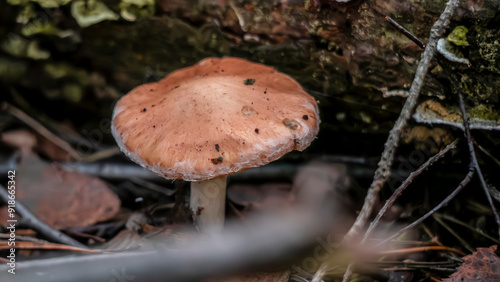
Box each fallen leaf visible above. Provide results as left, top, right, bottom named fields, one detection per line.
left=443, top=245, right=500, bottom=282
left=0, top=154, right=120, bottom=229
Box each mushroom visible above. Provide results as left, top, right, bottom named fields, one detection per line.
left=111, top=57, right=320, bottom=234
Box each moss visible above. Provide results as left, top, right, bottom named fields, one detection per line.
left=447, top=26, right=469, bottom=46
left=460, top=74, right=500, bottom=104
left=468, top=104, right=499, bottom=121
left=478, top=38, right=500, bottom=74
left=470, top=25, right=500, bottom=74
left=421, top=0, right=448, bottom=14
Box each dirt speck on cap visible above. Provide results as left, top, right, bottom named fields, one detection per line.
left=283, top=119, right=299, bottom=130
left=215, top=144, right=220, bottom=152
left=241, top=106, right=257, bottom=117
left=211, top=157, right=223, bottom=164
left=244, top=78, right=255, bottom=85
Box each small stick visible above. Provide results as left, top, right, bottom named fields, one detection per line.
left=0, top=184, right=87, bottom=248
left=1, top=102, right=82, bottom=161
left=380, top=245, right=465, bottom=256
left=473, top=138, right=500, bottom=167
left=375, top=169, right=475, bottom=247
left=0, top=241, right=99, bottom=253
left=432, top=214, right=474, bottom=253
left=456, top=80, right=500, bottom=234
left=435, top=213, right=500, bottom=244
left=385, top=16, right=426, bottom=49
left=343, top=0, right=461, bottom=246
left=335, top=1, right=462, bottom=281
left=63, top=229, right=106, bottom=244
left=361, top=139, right=458, bottom=244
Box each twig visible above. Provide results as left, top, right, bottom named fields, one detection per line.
left=0, top=233, right=47, bottom=243
left=435, top=213, right=500, bottom=244
left=375, top=169, right=475, bottom=247
left=385, top=16, right=426, bottom=49
left=342, top=0, right=461, bottom=246
left=0, top=241, right=99, bottom=253
left=63, top=229, right=106, bottom=244
left=473, top=138, right=500, bottom=167
left=0, top=184, right=87, bottom=248
left=361, top=139, right=458, bottom=244
left=0, top=205, right=340, bottom=282
left=380, top=245, right=465, bottom=256
left=334, top=2, right=462, bottom=281
left=432, top=214, right=474, bottom=253
left=1, top=102, right=82, bottom=161
left=79, top=147, right=121, bottom=163
left=456, top=83, right=500, bottom=234
left=371, top=260, right=457, bottom=267
left=46, top=161, right=388, bottom=182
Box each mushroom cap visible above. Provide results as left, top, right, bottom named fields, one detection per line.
left=112, top=57, right=320, bottom=181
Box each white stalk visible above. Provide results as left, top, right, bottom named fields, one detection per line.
left=190, top=176, right=227, bottom=234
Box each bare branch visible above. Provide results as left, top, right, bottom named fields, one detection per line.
left=343, top=0, right=461, bottom=245
left=361, top=139, right=458, bottom=244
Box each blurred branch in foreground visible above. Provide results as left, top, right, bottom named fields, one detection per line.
left=0, top=201, right=343, bottom=282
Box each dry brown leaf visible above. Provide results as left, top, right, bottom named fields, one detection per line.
left=443, top=245, right=500, bottom=282
left=0, top=154, right=120, bottom=229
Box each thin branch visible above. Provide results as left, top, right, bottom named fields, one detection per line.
left=361, top=139, right=458, bottom=244
left=473, top=138, right=500, bottom=167
left=432, top=213, right=474, bottom=253
left=0, top=184, right=87, bottom=248
left=435, top=213, right=500, bottom=244
left=342, top=0, right=461, bottom=245
left=380, top=245, right=465, bottom=256
left=333, top=2, right=462, bottom=281
left=1, top=102, right=82, bottom=161
left=0, top=206, right=340, bottom=282
left=0, top=241, right=99, bottom=253
left=385, top=16, right=426, bottom=49
left=375, top=169, right=475, bottom=247
left=456, top=80, right=500, bottom=235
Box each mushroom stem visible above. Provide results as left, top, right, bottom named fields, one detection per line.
left=190, top=176, right=227, bottom=234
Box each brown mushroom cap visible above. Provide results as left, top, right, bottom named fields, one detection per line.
left=112, top=57, right=319, bottom=181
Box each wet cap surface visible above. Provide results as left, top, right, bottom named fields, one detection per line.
left=112, top=57, right=320, bottom=181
